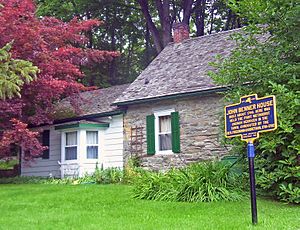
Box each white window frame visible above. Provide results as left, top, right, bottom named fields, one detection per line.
left=85, top=130, right=100, bottom=161
left=154, top=109, right=174, bottom=154
left=61, top=128, right=104, bottom=165
left=63, top=131, right=78, bottom=162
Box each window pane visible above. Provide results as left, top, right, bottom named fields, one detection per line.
left=66, top=132, right=77, bottom=146
left=86, top=131, right=98, bottom=145
left=42, top=130, right=50, bottom=159
left=87, top=146, right=98, bottom=159
left=159, top=133, right=172, bottom=151
left=159, top=115, right=171, bottom=133
left=65, top=147, right=77, bottom=160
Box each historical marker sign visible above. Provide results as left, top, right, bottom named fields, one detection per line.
left=224, top=94, right=277, bottom=142
left=224, top=94, right=278, bottom=225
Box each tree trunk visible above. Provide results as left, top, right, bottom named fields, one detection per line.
left=155, top=0, right=172, bottom=47
left=109, top=10, right=117, bottom=85
left=137, top=0, right=163, bottom=53
left=225, top=8, right=233, bottom=31
left=182, top=0, right=193, bottom=25
left=145, top=22, right=151, bottom=66
left=86, top=9, right=93, bottom=48
left=194, top=0, right=206, bottom=36
left=209, top=2, right=215, bottom=34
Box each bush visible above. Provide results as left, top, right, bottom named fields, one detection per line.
left=132, top=161, right=245, bottom=202
left=123, top=157, right=142, bottom=184
left=93, top=167, right=123, bottom=184
left=210, top=0, right=299, bottom=204
left=0, top=167, right=124, bottom=185
left=0, top=176, right=46, bottom=184
left=0, top=159, right=18, bottom=170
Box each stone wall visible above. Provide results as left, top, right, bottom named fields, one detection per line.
left=123, top=93, right=229, bottom=171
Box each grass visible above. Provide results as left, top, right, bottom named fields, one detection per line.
left=0, top=184, right=299, bottom=230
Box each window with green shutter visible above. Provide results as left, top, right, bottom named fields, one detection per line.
left=171, top=112, right=180, bottom=153
left=146, top=109, right=181, bottom=155
left=146, top=114, right=155, bottom=155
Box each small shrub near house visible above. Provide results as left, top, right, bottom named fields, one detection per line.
left=0, top=167, right=124, bottom=185
left=93, top=167, right=123, bottom=184
left=132, top=161, right=245, bottom=202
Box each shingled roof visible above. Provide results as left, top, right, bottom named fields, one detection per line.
left=114, top=28, right=241, bottom=105
left=55, top=84, right=129, bottom=120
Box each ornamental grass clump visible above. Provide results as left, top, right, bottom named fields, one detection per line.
left=132, top=161, right=244, bottom=202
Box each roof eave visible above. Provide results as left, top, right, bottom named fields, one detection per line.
left=53, top=110, right=125, bottom=124
left=113, top=86, right=229, bottom=106
left=28, top=110, right=125, bottom=128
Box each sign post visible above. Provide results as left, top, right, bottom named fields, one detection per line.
left=247, top=141, right=257, bottom=224
left=224, top=94, right=277, bottom=225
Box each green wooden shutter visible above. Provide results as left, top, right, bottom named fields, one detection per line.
left=146, top=114, right=155, bottom=155
left=171, top=112, right=180, bottom=153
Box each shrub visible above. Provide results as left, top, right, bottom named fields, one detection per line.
left=94, top=167, right=123, bottom=184
left=0, top=159, right=18, bottom=170
left=0, top=167, right=124, bottom=185
left=0, top=176, right=41, bottom=184
left=210, top=0, right=299, bottom=204
left=123, top=157, right=142, bottom=184
left=132, top=161, right=245, bottom=202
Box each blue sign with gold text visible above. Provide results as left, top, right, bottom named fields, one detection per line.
left=225, top=94, right=277, bottom=141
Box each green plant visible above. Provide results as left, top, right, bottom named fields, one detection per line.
left=0, top=176, right=47, bottom=184
left=123, top=156, right=143, bottom=184
left=279, top=183, right=300, bottom=204
left=0, top=159, right=18, bottom=169
left=210, top=0, right=300, bottom=203
left=93, top=167, right=123, bottom=184
left=133, top=161, right=245, bottom=202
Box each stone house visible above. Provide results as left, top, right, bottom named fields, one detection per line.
left=21, top=25, right=240, bottom=177
left=113, top=25, right=239, bottom=170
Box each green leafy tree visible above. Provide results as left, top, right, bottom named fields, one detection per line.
left=36, top=0, right=245, bottom=87
left=0, top=42, right=38, bottom=99
left=36, top=0, right=151, bottom=87
left=210, top=0, right=299, bottom=203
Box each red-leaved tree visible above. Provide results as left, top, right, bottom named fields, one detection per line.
left=0, top=0, right=119, bottom=161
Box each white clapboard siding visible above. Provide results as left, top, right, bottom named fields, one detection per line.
left=21, top=114, right=124, bottom=178
left=103, top=115, right=124, bottom=169
left=21, top=126, right=61, bottom=178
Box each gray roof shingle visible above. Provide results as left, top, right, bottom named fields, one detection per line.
left=114, top=29, right=241, bottom=104
left=55, top=84, right=129, bottom=118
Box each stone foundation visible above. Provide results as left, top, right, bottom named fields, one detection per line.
left=123, top=94, right=229, bottom=170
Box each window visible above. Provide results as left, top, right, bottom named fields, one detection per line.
left=158, top=115, right=172, bottom=151
left=86, top=131, right=98, bottom=159
left=41, top=130, right=50, bottom=159
left=65, top=131, right=77, bottom=160
left=146, top=110, right=180, bottom=155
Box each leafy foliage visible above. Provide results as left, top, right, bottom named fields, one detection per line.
left=0, top=0, right=118, bottom=160
left=132, top=161, right=244, bottom=202
left=0, top=42, right=38, bottom=99
left=0, top=167, right=124, bottom=185
left=36, top=0, right=152, bottom=86
left=0, top=159, right=18, bottom=170
left=210, top=0, right=299, bottom=203
left=0, top=119, right=46, bottom=160
left=93, top=167, right=123, bottom=184
left=36, top=0, right=246, bottom=87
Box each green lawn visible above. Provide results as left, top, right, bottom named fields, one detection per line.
left=0, top=184, right=299, bottom=230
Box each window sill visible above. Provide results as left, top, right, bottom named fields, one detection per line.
left=156, top=150, right=173, bottom=155
left=84, top=159, right=99, bottom=163
left=62, top=160, right=78, bottom=164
